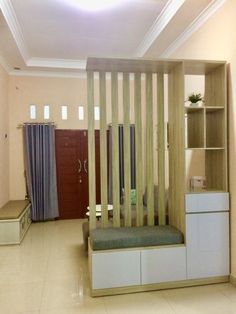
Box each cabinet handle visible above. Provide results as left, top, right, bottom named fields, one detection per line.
left=84, top=159, right=88, bottom=173
left=78, top=159, right=82, bottom=173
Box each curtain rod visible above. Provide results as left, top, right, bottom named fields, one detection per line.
left=17, top=122, right=56, bottom=129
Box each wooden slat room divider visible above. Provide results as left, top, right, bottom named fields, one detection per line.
left=86, top=58, right=185, bottom=233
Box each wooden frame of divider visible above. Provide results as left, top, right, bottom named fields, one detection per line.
left=86, top=57, right=228, bottom=238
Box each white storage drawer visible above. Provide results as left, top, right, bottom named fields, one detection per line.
left=141, top=246, right=187, bottom=284
left=185, top=192, right=229, bottom=213
left=91, top=249, right=140, bottom=289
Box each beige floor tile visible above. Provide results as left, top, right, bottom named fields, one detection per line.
left=0, top=255, right=49, bottom=284
left=45, top=256, right=87, bottom=280
left=18, top=312, right=40, bottom=314
left=40, top=277, right=106, bottom=313
left=40, top=277, right=91, bottom=310
left=40, top=302, right=107, bottom=314
left=104, top=291, right=175, bottom=314
left=0, top=281, right=44, bottom=313
left=161, top=285, right=236, bottom=314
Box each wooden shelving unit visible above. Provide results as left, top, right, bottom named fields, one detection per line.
left=184, top=62, right=227, bottom=192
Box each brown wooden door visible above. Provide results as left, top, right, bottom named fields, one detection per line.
left=55, top=130, right=101, bottom=219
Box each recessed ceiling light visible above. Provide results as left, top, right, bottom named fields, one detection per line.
left=68, top=0, right=127, bottom=12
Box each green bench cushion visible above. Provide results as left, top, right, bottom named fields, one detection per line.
left=90, top=225, right=184, bottom=251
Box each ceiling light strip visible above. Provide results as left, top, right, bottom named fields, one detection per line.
left=135, top=0, right=186, bottom=57
left=160, top=0, right=227, bottom=57
left=0, top=0, right=29, bottom=62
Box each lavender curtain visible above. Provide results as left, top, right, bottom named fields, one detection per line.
left=23, top=123, right=59, bottom=221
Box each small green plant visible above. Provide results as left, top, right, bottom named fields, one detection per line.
left=187, top=93, right=204, bottom=103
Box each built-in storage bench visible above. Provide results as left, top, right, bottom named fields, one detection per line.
left=0, top=200, right=31, bottom=245
left=89, top=192, right=229, bottom=296
left=89, top=225, right=187, bottom=296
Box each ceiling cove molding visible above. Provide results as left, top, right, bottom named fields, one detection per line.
left=27, top=58, right=87, bottom=70
left=160, top=0, right=227, bottom=57
left=9, top=69, right=87, bottom=79
left=0, top=0, right=30, bottom=62
left=134, top=0, right=186, bottom=57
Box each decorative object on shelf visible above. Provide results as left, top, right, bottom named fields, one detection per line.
left=190, top=176, right=206, bottom=191
left=187, top=93, right=204, bottom=107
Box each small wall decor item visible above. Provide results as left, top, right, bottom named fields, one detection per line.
left=187, top=93, right=204, bottom=106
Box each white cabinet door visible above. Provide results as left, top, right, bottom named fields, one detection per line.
left=92, top=250, right=140, bottom=289
left=141, top=246, right=186, bottom=284
left=186, top=212, right=229, bottom=279
left=185, top=193, right=229, bottom=213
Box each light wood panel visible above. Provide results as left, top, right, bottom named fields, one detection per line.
left=87, top=57, right=179, bottom=74
left=206, top=108, right=224, bottom=148
left=134, top=73, right=143, bottom=226
left=204, top=64, right=227, bottom=191
left=87, top=71, right=96, bottom=230
left=111, top=72, right=120, bottom=227
left=157, top=73, right=165, bottom=225
left=99, top=71, right=108, bottom=227
left=206, top=150, right=224, bottom=190
left=186, top=108, right=204, bottom=148
left=146, top=73, right=154, bottom=226
left=205, top=65, right=226, bottom=107
left=168, top=63, right=185, bottom=235
left=123, top=73, right=131, bottom=227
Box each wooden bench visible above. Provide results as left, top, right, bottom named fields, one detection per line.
left=88, top=225, right=187, bottom=296
left=0, top=200, right=31, bottom=245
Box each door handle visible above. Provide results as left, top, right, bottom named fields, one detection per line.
left=78, top=159, right=82, bottom=173
left=84, top=159, right=88, bottom=173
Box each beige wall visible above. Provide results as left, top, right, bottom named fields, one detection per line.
left=8, top=75, right=89, bottom=199
left=0, top=64, right=9, bottom=207
left=163, top=0, right=236, bottom=277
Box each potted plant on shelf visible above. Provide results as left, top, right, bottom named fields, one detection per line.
left=187, top=93, right=204, bottom=107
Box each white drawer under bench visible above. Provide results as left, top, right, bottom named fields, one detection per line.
left=0, top=200, right=31, bottom=245
left=89, top=243, right=187, bottom=296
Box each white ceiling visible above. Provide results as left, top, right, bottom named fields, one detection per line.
left=0, top=0, right=226, bottom=77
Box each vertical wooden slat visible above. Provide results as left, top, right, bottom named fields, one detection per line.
left=146, top=73, right=154, bottom=226
left=111, top=72, right=120, bottom=227
left=157, top=73, right=166, bottom=225
left=99, top=71, right=108, bottom=227
left=168, top=63, right=185, bottom=235
left=134, top=73, right=143, bottom=226
left=123, top=73, right=131, bottom=227
left=87, top=71, right=96, bottom=230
